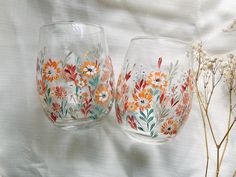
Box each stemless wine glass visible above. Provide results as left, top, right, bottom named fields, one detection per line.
left=36, top=21, right=114, bottom=129
left=115, top=36, right=193, bottom=144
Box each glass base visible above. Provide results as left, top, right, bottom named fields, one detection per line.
left=53, top=118, right=102, bottom=130
left=124, top=129, right=171, bottom=145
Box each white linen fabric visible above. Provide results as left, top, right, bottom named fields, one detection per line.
left=0, top=0, right=235, bottom=177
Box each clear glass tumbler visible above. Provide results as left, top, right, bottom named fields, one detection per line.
left=115, top=36, right=193, bottom=144
left=36, top=22, right=114, bottom=129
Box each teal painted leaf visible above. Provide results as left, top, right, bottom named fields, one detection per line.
left=138, top=127, right=144, bottom=131
left=140, top=110, right=146, bottom=119
left=139, top=116, right=146, bottom=122
left=147, top=116, right=154, bottom=123
left=150, top=123, right=155, bottom=131
left=47, top=88, right=50, bottom=96
left=89, top=80, right=95, bottom=86
left=148, top=109, right=154, bottom=116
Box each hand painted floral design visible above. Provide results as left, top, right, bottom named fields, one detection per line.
left=147, top=71, right=168, bottom=91
left=51, top=86, right=67, bottom=99
left=80, top=61, right=99, bottom=77
left=115, top=57, right=193, bottom=139
left=37, top=80, right=46, bottom=96
left=42, top=59, right=61, bottom=82
left=133, top=88, right=153, bottom=111
left=36, top=47, right=114, bottom=124
left=161, top=118, right=179, bottom=135
left=95, top=85, right=110, bottom=105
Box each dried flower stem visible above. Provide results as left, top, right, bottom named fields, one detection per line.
left=219, top=89, right=233, bottom=167
left=193, top=41, right=236, bottom=177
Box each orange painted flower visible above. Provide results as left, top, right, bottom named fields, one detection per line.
left=51, top=86, right=67, bottom=99
left=52, top=102, right=61, bottom=112
left=134, top=89, right=153, bottom=110
left=127, top=102, right=138, bottom=112
left=77, top=77, right=87, bottom=88
left=43, top=59, right=61, bottom=82
left=183, top=92, right=190, bottom=104
left=95, top=86, right=110, bottom=105
left=76, top=91, right=89, bottom=103
left=147, top=71, right=168, bottom=91
left=161, top=118, right=178, bottom=136
left=80, top=61, right=99, bottom=77
left=37, top=80, right=46, bottom=95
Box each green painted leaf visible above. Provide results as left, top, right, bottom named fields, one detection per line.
left=76, top=86, right=79, bottom=95
left=147, top=116, right=154, bottom=123
left=47, top=88, right=50, bottom=96
left=148, top=109, right=154, bottom=116
left=139, top=116, right=146, bottom=122
left=48, top=97, right=52, bottom=104
left=140, top=110, right=146, bottom=119
left=89, top=80, right=95, bottom=86
left=150, top=123, right=155, bottom=131
left=138, top=127, right=144, bottom=131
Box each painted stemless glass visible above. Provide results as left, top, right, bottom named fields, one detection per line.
left=115, top=37, right=193, bottom=144
left=36, top=22, right=114, bottom=129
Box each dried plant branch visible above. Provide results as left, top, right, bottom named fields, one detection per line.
left=192, top=41, right=236, bottom=177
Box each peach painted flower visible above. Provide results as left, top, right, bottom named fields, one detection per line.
left=51, top=86, right=67, bottom=99
left=161, top=118, right=179, bottom=136
left=147, top=71, right=168, bottom=91
left=101, top=70, right=110, bottom=82
left=175, top=104, right=184, bottom=116
left=77, top=77, right=87, bottom=88
left=37, top=80, right=46, bottom=96
left=127, top=102, right=138, bottom=112
left=95, top=86, right=110, bottom=105
left=52, top=102, right=61, bottom=112
left=183, top=92, right=190, bottom=104
left=133, top=89, right=153, bottom=111
left=80, top=61, right=99, bottom=77
left=43, top=59, right=61, bottom=82
left=121, top=83, right=129, bottom=95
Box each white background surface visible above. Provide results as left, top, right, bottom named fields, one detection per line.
left=0, top=0, right=236, bottom=177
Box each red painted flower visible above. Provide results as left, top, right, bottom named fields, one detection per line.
left=51, top=86, right=67, bottom=99
left=64, top=64, right=78, bottom=83
left=49, top=112, right=57, bottom=122
left=115, top=105, right=123, bottom=124
left=127, top=115, right=137, bottom=129
left=52, top=102, right=61, bottom=112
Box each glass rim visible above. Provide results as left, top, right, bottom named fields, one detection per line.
left=40, top=21, right=104, bottom=35
left=130, top=36, right=191, bottom=45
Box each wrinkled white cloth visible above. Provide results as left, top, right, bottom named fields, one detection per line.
left=0, top=0, right=235, bottom=177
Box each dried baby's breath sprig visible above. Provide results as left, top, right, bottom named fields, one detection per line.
left=193, top=41, right=236, bottom=177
